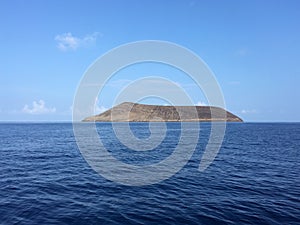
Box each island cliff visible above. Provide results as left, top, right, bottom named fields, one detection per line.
left=83, top=102, right=243, bottom=122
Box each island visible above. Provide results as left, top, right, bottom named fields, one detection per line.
left=83, top=102, right=243, bottom=122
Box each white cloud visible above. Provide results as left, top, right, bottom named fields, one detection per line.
left=95, top=105, right=108, bottom=114
left=55, top=32, right=99, bottom=51
left=196, top=101, right=207, bottom=106
left=241, top=109, right=257, bottom=114
left=22, top=100, right=56, bottom=114
left=94, top=97, right=108, bottom=114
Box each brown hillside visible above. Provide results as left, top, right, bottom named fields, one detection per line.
left=83, top=102, right=243, bottom=122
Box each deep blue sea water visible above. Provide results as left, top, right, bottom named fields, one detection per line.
left=0, top=123, right=299, bottom=225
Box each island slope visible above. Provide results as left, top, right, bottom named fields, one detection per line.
left=83, top=102, right=243, bottom=122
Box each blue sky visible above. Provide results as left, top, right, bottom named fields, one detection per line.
left=0, top=0, right=299, bottom=122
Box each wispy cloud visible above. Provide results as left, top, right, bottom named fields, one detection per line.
left=95, top=105, right=108, bottom=114
left=55, top=32, right=100, bottom=51
left=195, top=101, right=207, bottom=106
left=94, top=97, right=108, bottom=114
left=241, top=109, right=257, bottom=114
left=22, top=100, right=56, bottom=114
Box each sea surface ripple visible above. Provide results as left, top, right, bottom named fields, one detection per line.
left=0, top=123, right=299, bottom=224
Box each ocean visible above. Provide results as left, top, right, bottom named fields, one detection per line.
left=0, top=123, right=299, bottom=225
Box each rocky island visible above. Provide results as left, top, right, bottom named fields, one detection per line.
left=83, top=102, right=243, bottom=122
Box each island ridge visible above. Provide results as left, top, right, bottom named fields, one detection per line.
left=83, top=102, right=243, bottom=122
